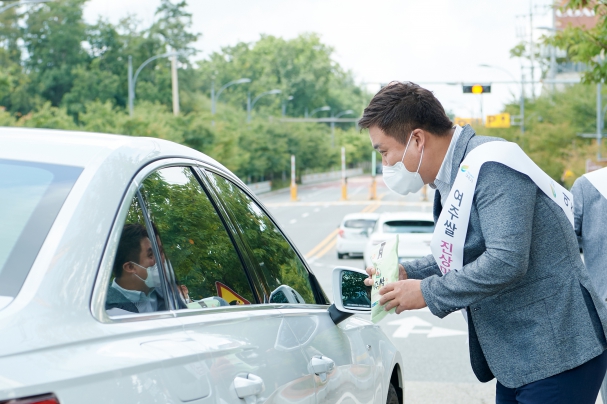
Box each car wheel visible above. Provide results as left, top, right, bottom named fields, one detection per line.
left=337, top=252, right=345, bottom=259
left=386, top=382, right=399, bottom=404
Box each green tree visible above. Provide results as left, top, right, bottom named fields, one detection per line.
left=548, top=1, right=607, bottom=83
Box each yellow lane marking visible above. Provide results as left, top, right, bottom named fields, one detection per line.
left=311, top=238, right=338, bottom=260
left=305, top=229, right=339, bottom=258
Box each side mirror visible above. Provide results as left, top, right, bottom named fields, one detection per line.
left=328, top=266, right=371, bottom=325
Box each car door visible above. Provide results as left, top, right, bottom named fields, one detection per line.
left=93, top=162, right=216, bottom=404
left=203, top=169, right=379, bottom=404
left=137, top=163, right=316, bottom=404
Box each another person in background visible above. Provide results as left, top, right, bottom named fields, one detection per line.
left=572, top=166, right=607, bottom=404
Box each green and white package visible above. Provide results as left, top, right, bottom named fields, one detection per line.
left=370, top=235, right=399, bottom=323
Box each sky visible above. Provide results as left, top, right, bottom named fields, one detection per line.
left=84, top=0, right=555, bottom=119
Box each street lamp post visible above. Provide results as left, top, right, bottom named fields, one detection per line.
left=211, top=78, right=251, bottom=115
left=331, top=109, right=354, bottom=147
left=282, top=96, right=294, bottom=117
left=308, top=106, right=331, bottom=118
left=0, top=0, right=50, bottom=13
left=128, top=51, right=180, bottom=117
left=479, top=64, right=525, bottom=135
left=247, top=89, right=281, bottom=122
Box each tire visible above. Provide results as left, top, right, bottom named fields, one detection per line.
left=337, top=252, right=345, bottom=259
left=386, top=383, right=399, bottom=404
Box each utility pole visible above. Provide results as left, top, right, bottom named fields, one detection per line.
left=598, top=82, right=603, bottom=161
left=171, top=49, right=180, bottom=116
left=529, top=0, right=536, bottom=99
left=128, top=56, right=133, bottom=117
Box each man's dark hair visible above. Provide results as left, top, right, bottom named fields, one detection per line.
left=358, top=81, right=453, bottom=144
left=113, top=223, right=149, bottom=278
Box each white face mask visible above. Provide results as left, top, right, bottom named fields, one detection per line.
left=382, top=132, right=424, bottom=195
left=131, top=262, right=159, bottom=289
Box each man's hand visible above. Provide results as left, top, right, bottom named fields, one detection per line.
left=364, top=264, right=408, bottom=287
left=379, top=280, right=426, bottom=314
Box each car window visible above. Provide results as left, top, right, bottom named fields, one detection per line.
left=138, top=166, right=255, bottom=310
left=105, top=195, right=170, bottom=316
left=383, top=220, right=435, bottom=234
left=0, top=159, right=82, bottom=299
left=344, top=219, right=376, bottom=229
left=206, top=172, right=316, bottom=305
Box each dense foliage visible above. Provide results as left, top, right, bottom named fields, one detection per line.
left=0, top=0, right=372, bottom=184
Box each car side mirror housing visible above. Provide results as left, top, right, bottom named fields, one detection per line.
left=328, top=266, right=371, bottom=325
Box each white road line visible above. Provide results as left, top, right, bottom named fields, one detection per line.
left=313, top=208, right=320, bottom=213
left=302, top=212, right=309, bottom=218
left=289, top=219, right=297, bottom=224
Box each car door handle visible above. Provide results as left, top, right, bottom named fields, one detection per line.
left=234, top=373, right=265, bottom=404
left=308, top=355, right=335, bottom=382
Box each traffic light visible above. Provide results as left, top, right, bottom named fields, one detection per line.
left=463, top=84, right=491, bottom=94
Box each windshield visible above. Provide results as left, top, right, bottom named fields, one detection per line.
left=0, top=160, right=82, bottom=300
left=383, top=220, right=435, bottom=234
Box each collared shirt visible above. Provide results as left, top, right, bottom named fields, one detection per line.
left=429, top=125, right=462, bottom=206
left=111, top=279, right=159, bottom=313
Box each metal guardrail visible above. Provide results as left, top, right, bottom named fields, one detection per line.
left=301, top=168, right=363, bottom=185
left=246, top=181, right=272, bottom=194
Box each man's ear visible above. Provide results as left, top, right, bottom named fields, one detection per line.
left=122, top=262, right=135, bottom=275
left=411, top=129, right=426, bottom=150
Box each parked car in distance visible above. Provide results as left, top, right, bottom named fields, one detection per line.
left=0, top=128, right=403, bottom=404
left=336, top=213, right=380, bottom=259
left=363, top=212, right=435, bottom=268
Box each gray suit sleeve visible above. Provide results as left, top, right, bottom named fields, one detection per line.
left=403, top=254, right=441, bottom=280
left=420, top=163, right=537, bottom=318
left=571, top=177, right=584, bottom=248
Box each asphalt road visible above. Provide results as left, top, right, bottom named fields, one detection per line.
left=259, top=175, right=498, bottom=404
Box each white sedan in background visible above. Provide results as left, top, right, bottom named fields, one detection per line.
left=364, top=212, right=435, bottom=269
left=336, top=213, right=380, bottom=259
left=0, top=128, right=403, bottom=404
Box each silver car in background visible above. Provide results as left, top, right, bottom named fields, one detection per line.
left=0, top=128, right=403, bottom=404
left=336, top=213, right=380, bottom=259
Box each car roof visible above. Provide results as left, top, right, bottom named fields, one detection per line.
left=376, top=211, right=434, bottom=223
left=0, top=127, right=228, bottom=173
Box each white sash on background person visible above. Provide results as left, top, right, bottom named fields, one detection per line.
left=584, top=167, right=607, bottom=200
left=430, top=142, right=574, bottom=277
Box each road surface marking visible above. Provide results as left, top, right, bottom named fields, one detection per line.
left=305, top=229, right=339, bottom=258
left=289, top=219, right=297, bottom=224
left=302, top=212, right=309, bottom=218
left=310, top=238, right=337, bottom=260
left=313, top=208, right=320, bottom=213
left=387, top=316, right=467, bottom=338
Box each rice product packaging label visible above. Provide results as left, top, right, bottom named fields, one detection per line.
left=370, top=235, right=399, bottom=323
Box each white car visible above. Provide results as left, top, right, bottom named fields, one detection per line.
left=364, top=212, right=435, bottom=268
left=0, top=128, right=403, bottom=404
left=336, top=213, right=380, bottom=259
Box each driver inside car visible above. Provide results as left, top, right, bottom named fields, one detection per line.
left=106, top=223, right=166, bottom=315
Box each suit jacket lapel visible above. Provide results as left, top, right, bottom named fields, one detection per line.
left=449, top=125, right=476, bottom=186
left=433, top=125, right=477, bottom=220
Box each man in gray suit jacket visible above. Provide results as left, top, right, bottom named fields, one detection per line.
left=572, top=170, right=607, bottom=403
left=361, top=82, right=607, bottom=403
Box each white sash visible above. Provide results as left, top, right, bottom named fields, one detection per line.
left=430, top=141, right=574, bottom=276
left=584, top=167, right=607, bottom=200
